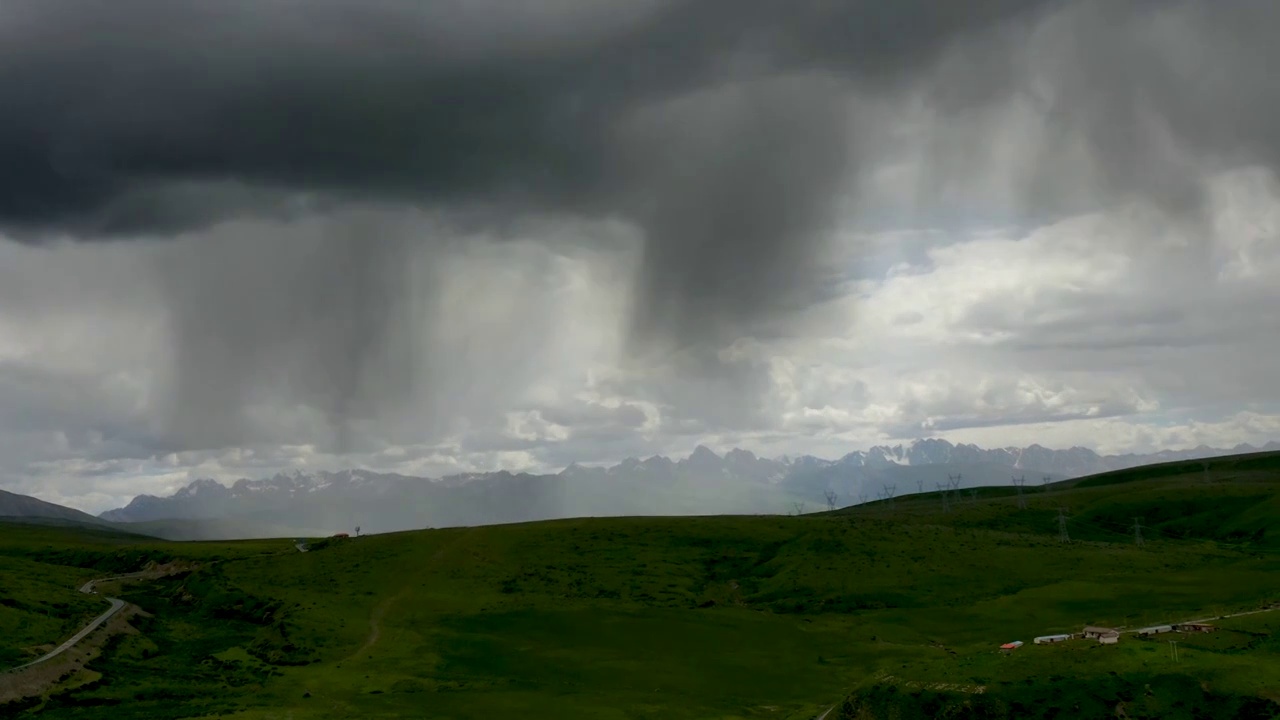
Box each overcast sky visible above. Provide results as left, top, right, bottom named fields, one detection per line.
left=2, top=0, right=1279, bottom=513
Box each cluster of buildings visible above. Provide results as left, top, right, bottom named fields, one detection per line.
left=1081, top=626, right=1120, bottom=644
left=1000, top=622, right=1215, bottom=652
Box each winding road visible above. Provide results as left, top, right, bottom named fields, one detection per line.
left=3, top=575, right=139, bottom=674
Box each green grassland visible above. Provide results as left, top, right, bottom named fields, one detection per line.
left=0, top=554, right=100, bottom=669
left=4, top=453, right=1280, bottom=719
left=0, top=522, right=287, bottom=670
left=0, top=521, right=174, bottom=668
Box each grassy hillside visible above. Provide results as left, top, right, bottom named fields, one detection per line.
left=0, top=522, right=284, bottom=671
left=3, top=453, right=1280, bottom=718
left=0, top=521, right=157, bottom=667
left=847, top=450, right=1280, bottom=549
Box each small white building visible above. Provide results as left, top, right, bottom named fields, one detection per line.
left=1137, top=625, right=1174, bottom=637
left=1082, top=626, right=1118, bottom=639
left=1034, top=634, right=1073, bottom=645
left=1098, top=631, right=1120, bottom=645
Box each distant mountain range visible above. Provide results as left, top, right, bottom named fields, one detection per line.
left=95, top=438, right=1280, bottom=539
left=801, top=438, right=1280, bottom=476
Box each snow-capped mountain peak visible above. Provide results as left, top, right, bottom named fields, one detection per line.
left=97, top=439, right=1279, bottom=534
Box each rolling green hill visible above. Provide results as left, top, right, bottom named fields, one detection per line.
left=0, top=521, right=280, bottom=671
left=3, top=453, right=1280, bottom=719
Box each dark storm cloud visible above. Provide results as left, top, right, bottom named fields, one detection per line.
left=0, top=0, right=1054, bottom=266
left=6, top=0, right=1277, bottom=450
left=4, top=0, right=1065, bottom=206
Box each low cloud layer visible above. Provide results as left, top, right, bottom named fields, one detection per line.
left=2, top=1, right=1279, bottom=511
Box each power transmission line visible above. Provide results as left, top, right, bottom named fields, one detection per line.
left=1057, top=506, right=1071, bottom=543
left=936, top=482, right=950, bottom=513
left=1013, top=475, right=1027, bottom=509
left=1133, top=517, right=1145, bottom=547
left=882, top=483, right=896, bottom=511
left=1043, top=476, right=1052, bottom=494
